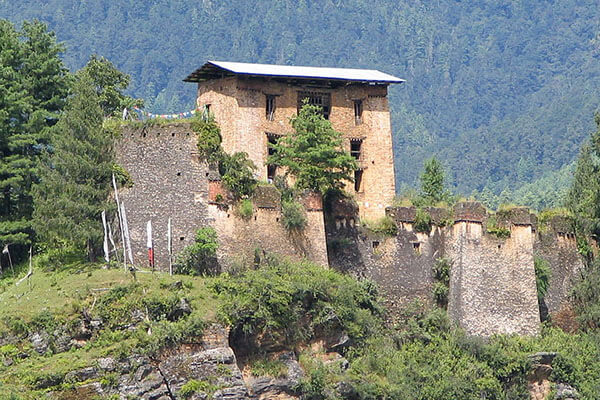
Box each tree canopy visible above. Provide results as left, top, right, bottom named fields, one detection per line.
left=268, top=103, right=357, bottom=195
left=0, top=19, right=70, bottom=260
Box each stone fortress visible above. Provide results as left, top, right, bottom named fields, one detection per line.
left=116, top=61, right=583, bottom=337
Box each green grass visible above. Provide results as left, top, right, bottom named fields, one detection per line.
left=0, top=264, right=219, bottom=398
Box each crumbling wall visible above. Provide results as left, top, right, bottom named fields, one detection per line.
left=116, top=123, right=209, bottom=269
left=116, top=123, right=328, bottom=271
left=208, top=185, right=328, bottom=268
left=328, top=201, right=542, bottom=335
left=446, top=204, right=540, bottom=336
left=534, top=215, right=583, bottom=319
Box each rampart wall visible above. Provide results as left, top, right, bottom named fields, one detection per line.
left=116, top=123, right=582, bottom=337
left=115, top=123, right=328, bottom=271
left=326, top=201, right=581, bottom=336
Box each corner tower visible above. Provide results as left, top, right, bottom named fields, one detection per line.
left=184, top=61, right=404, bottom=220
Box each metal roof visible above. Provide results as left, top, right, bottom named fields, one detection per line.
left=184, top=60, right=405, bottom=84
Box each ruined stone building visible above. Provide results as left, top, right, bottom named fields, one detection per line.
left=116, top=61, right=583, bottom=338
left=184, top=61, right=404, bottom=220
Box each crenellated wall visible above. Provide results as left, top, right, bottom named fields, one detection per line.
left=446, top=203, right=540, bottom=336
left=115, top=122, right=582, bottom=337
left=326, top=201, right=582, bottom=336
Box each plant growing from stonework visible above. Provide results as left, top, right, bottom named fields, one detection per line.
left=534, top=256, right=551, bottom=302
left=432, top=258, right=451, bottom=309
left=414, top=208, right=432, bottom=234
left=174, top=227, right=218, bottom=275
left=267, top=102, right=357, bottom=195
left=238, top=198, right=253, bottom=219
left=282, top=199, right=307, bottom=231
left=191, top=116, right=257, bottom=198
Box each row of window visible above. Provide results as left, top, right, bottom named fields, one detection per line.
left=265, top=93, right=364, bottom=124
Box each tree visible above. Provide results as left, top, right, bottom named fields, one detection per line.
left=0, top=20, right=71, bottom=260
left=567, top=114, right=600, bottom=238
left=267, top=102, right=356, bottom=195
left=79, top=55, right=142, bottom=117
left=419, top=157, right=450, bottom=205
left=32, top=71, right=114, bottom=260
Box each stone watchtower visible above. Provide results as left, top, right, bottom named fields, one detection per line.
left=184, top=61, right=404, bottom=220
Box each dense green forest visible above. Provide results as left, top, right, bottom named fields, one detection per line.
left=2, top=0, right=600, bottom=203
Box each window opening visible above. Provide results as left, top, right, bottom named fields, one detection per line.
left=372, top=241, right=380, bottom=250
left=351, top=140, right=362, bottom=160
left=298, top=91, right=331, bottom=119
left=354, top=170, right=363, bottom=192
left=413, top=242, right=421, bottom=254
left=354, top=99, right=363, bottom=125
left=267, top=134, right=279, bottom=182
left=266, top=95, right=276, bottom=121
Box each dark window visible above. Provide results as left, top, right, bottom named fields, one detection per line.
left=266, top=95, right=276, bottom=120
left=372, top=241, right=380, bottom=250
left=267, top=134, right=279, bottom=182
left=298, top=91, right=331, bottom=119
left=354, top=100, right=363, bottom=125
left=267, top=164, right=277, bottom=182
left=354, top=170, right=363, bottom=192
left=413, top=242, right=421, bottom=254
left=351, top=140, right=362, bottom=160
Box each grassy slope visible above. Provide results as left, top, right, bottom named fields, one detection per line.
left=0, top=265, right=218, bottom=399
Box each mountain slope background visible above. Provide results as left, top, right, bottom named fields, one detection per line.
left=2, top=0, right=600, bottom=204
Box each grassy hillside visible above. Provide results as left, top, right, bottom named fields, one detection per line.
left=1, top=0, right=599, bottom=199
left=1, top=257, right=600, bottom=399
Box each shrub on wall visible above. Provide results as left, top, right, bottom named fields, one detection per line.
left=486, top=215, right=511, bottom=238
left=174, top=227, right=218, bottom=275
left=364, top=216, right=398, bottom=236
left=238, top=199, right=253, bottom=219
left=281, top=199, right=307, bottom=231
left=192, top=116, right=223, bottom=164
left=414, top=208, right=433, bottom=234
left=432, top=258, right=452, bottom=309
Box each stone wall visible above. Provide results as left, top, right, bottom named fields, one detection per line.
left=208, top=185, right=328, bottom=268
left=116, top=123, right=328, bottom=271
left=533, top=215, right=583, bottom=319
left=446, top=205, right=540, bottom=336
left=116, top=123, right=210, bottom=269
left=327, top=201, right=548, bottom=336
left=195, top=76, right=395, bottom=220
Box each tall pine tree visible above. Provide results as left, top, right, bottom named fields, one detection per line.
left=33, top=71, right=114, bottom=260
left=0, top=20, right=70, bottom=260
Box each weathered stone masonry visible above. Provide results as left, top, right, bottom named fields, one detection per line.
left=327, top=201, right=582, bottom=336
left=116, top=123, right=328, bottom=270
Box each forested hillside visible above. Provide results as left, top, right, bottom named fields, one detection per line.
left=2, top=0, right=600, bottom=202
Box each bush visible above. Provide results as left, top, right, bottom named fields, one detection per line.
left=210, top=257, right=382, bottom=349
left=174, top=227, right=218, bottom=275
left=238, top=199, right=253, bottom=219
left=281, top=199, right=307, bottom=230
left=192, top=117, right=223, bottom=164
left=486, top=215, right=511, bottom=238
left=219, top=152, right=257, bottom=199
left=365, top=216, right=398, bottom=236
left=414, top=208, right=432, bottom=234
left=534, top=256, right=551, bottom=301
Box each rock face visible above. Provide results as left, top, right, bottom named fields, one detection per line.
left=49, top=324, right=303, bottom=400
left=528, top=352, right=579, bottom=400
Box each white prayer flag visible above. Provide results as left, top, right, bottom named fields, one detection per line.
left=101, top=211, right=110, bottom=263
